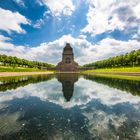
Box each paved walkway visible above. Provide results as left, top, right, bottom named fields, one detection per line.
left=0, top=72, right=53, bottom=77
left=87, top=72, right=140, bottom=76
left=0, top=72, right=140, bottom=77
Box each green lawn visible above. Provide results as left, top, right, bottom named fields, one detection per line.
left=82, top=67, right=140, bottom=73
left=0, top=66, right=51, bottom=72
left=85, top=73, right=140, bottom=81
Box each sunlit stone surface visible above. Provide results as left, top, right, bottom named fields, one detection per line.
left=56, top=43, right=79, bottom=72
left=0, top=74, right=140, bottom=139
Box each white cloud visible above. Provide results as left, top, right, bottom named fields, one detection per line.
left=33, top=10, right=51, bottom=29
left=0, top=34, right=140, bottom=65
left=0, top=8, right=29, bottom=33
left=33, top=19, right=45, bottom=28
left=37, top=35, right=140, bottom=65
left=0, top=35, right=11, bottom=42
left=38, top=0, right=75, bottom=16
left=88, top=38, right=140, bottom=62
left=13, top=0, right=25, bottom=7
left=0, top=35, right=29, bottom=58
left=82, top=0, right=140, bottom=35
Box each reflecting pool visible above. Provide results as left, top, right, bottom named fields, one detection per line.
left=0, top=74, right=140, bottom=140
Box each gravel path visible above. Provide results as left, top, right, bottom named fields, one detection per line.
left=0, top=72, right=53, bottom=77
left=87, top=72, right=140, bottom=76
left=0, top=72, right=140, bottom=77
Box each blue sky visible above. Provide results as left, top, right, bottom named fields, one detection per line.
left=0, top=0, right=140, bottom=65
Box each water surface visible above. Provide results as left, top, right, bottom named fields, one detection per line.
left=0, top=74, right=140, bottom=140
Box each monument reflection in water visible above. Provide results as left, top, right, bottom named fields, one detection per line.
left=0, top=74, right=140, bottom=139
left=56, top=73, right=79, bottom=101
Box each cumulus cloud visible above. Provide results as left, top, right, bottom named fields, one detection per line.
left=33, top=10, right=51, bottom=29
left=0, top=8, right=29, bottom=33
left=31, top=35, right=140, bottom=65
left=38, top=0, right=75, bottom=16
left=0, top=35, right=11, bottom=42
left=33, top=19, right=45, bottom=28
left=0, top=35, right=30, bottom=59
left=0, top=34, right=140, bottom=65
left=87, top=38, right=140, bottom=63
left=13, top=0, right=26, bottom=7
left=82, top=0, right=140, bottom=36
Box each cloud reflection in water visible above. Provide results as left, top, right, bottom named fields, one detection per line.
left=0, top=74, right=140, bottom=139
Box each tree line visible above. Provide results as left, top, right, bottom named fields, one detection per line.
left=84, top=74, right=140, bottom=96
left=0, top=74, right=54, bottom=92
left=0, top=54, right=54, bottom=69
left=83, top=49, right=140, bottom=69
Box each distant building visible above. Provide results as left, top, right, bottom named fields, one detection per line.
left=56, top=43, right=79, bottom=72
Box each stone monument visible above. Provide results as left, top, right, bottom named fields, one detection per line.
left=56, top=43, right=79, bottom=72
